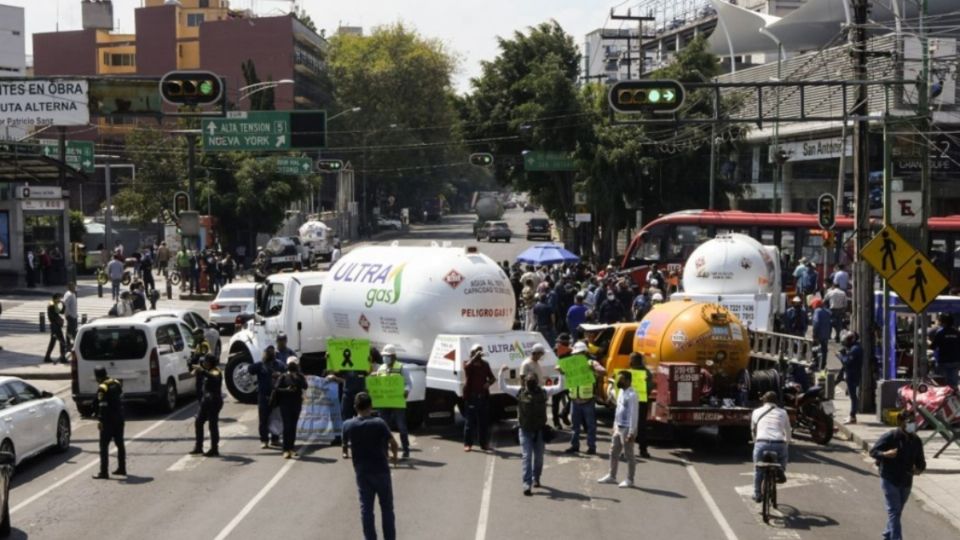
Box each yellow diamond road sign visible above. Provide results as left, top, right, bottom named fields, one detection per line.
left=887, top=253, right=949, bottom=314
left=860, top=225, right=915, bottom=280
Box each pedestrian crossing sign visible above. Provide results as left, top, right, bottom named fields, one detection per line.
left=887, top=253, right=949, bottom=314
left=860, top=225, right=915, bottom=280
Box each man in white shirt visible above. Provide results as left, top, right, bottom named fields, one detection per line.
left=63, top=282, right=79, bottom=348
left=830, top=263, right=850, bottom=292
left=751, top=391, right=791, bottom=502
left=823, top=282, right=848, bottom=343
left=106, top=256, right=125, bottom=301
left=598, top=370, right=639, bottom=488
left=330, top=242, right=342, bottom=268
left=520, top=343, right=546, bottom=383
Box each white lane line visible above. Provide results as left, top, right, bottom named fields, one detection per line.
left=213, top=458, right=296, bottom=540
left=11, top=403, right=196, bottom=515
left=684, top=461, right=739, bottom=540
left=474, top=444, right=497, bottom=540
left=167, top=410, right=254, bottom=472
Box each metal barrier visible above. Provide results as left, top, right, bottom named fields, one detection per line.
left=748, top=330, right=817, bottom=369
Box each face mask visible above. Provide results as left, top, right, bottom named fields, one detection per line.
left=905, top=422, right=917, bottom=434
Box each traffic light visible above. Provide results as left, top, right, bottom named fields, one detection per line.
left=609, top=80, right=685, bottom=113
left=159, top=71, right=223, bottom=106
left=173, top=191, right=190, bottom=217
left=316, top=159, right=344, bottom=173
left=470, top=153, right=494, bottom=167
left=817, top=193, right=836, bottom=230
left=823, top=230, right=836, bottom=249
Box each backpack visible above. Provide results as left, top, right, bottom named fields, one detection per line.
left=517, top=388, right=547, bottom=432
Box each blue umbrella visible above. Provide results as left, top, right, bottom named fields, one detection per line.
left=515, top=243, right=580, bottom=265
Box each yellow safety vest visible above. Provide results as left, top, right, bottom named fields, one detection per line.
left=571, top=375, right=595, bottom=401
left=614, top=369, right=649, bottom=403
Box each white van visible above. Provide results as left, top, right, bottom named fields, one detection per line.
left=72, top=314, right=199, bottom=416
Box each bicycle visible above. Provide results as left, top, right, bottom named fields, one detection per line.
left=757, top=451, right=782, bottom=523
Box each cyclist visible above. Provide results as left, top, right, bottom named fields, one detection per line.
left=751, top=391, right=791, bottom=503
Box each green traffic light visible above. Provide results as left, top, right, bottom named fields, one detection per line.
left=648, top=89, right=661, bottom=103
left=199, top=80, right=214, bottom=96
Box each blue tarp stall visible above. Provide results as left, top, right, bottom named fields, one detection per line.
left=874, top=292, right=960, bottom=378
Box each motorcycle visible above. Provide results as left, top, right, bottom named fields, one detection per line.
left=783, top=382, right=834, bottom=445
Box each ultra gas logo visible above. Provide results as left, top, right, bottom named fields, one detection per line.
left=355, top=263, right=404, bottom=308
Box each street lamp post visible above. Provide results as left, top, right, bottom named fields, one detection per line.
left=316, top=107, right=361, bottom=217
left=237, top=79, right=294, bottom=103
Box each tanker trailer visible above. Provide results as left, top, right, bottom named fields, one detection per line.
left=225, top=245, right=557, bottom=426
left=473, top=193, right=504, bottom=234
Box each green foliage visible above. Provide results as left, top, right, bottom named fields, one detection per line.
left=68, top=210, right=86, bottom=242
left=327, top=23, right=472, bottom=213
left=459, top=21, right=583, bottom=220
left=113, top=127, right=188, bottom=225
left=293, top=7, right=317, bottom=32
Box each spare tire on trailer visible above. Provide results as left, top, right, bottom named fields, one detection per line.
left=225, top=348, right=258, bottom=404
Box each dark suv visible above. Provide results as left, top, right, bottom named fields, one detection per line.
left=526, top=218, right=551, bottom=240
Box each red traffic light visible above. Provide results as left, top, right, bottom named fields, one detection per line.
left=160, top=71, right=224, bottom=106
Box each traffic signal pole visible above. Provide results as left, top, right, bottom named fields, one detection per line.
left=187, top=133, right=197, bottom=212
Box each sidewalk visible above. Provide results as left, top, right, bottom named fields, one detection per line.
left=832, top=377, right=960, bottom=531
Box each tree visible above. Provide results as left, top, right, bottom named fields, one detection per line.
left=327, top=23, right=467, bottom=217
left=459, top=21, right=584, bottom=224
left=69, top=210, right=86, bottom=242
left=241, top=59, right=274, bottom=111
left=112, top=127, right=188, bottom=224
left=293, top=7, right=317, bottom=33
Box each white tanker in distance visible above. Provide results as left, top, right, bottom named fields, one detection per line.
left=225, top=244, right=557, bottom=427
left=670, top=233, right=783, bottom=330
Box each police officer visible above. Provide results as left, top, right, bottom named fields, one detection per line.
left=375, top=344, right=412, bottom=460
left=190, top=354, right=223, bottom=457
left=92, top=366, right=126, bottom=479
left=249, top=345, right=286, bottom=448
left=44, top=292, right=67, bottom=364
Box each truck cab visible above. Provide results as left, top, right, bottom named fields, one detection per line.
left=225, top=272, right=328, bottom=403
left=578, top=323, right=639, bottom=408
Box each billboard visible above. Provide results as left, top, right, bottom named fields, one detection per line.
left=0, top=79, right=89, bottom=128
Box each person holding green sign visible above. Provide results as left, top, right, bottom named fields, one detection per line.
left=562, top=342, right=606, bottom=455
left=374, top=345, right=413, bottom=460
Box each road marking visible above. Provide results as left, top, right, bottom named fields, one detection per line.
left=684, top=461, right=739, bottom=540
left=474, top=444, right=497, bottom=540
left=213, top=458, right=296, bottom=540
left=167, top=410, right=254, bottom=472
left=11, top=404, right=197, bottom=514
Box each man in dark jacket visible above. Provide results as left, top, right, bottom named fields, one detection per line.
left=462, top=344, right=496, bottom=452
left=840, top=331, right=863, bottom=425
left=44, top=293, right=67, bottom=364
left=248, top=345, right=286, bottom=447
left=869, top=411, right=926, bottom=540
left=190, top=354, right=223, bottom=457
left=93, top=366, right=126, bottom=479
left=783, top=296, right=808, bottom=337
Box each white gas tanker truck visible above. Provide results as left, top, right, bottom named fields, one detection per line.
left=225, top=244, right=557, bottom=428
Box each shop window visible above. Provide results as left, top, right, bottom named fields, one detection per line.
left=187, top=13, right=205, bottom=27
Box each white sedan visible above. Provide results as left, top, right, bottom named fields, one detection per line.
left=0, top=377, right=71, bottom=467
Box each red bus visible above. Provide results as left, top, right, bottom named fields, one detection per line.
left=620, top=210, right=960, bottom=290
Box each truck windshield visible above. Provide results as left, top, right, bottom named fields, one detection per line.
left=259, top=283, right=285, bottom=316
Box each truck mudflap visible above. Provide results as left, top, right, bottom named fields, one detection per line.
left=651, top=403, right=753, bottom=427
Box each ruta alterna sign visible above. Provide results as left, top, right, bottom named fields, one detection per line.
left=0, top=79, right=90, bottom=128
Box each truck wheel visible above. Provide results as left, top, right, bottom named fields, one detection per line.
left=225, top=351, right=258, bottom=404
left=406, top=402, right=426, bottom=431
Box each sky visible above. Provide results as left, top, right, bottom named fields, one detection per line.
left=6, top=0, right=625, bottom=93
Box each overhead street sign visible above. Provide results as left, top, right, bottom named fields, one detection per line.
left=202, top=110, right=326, bottom=152
left=38, top=139, right=95, bottom=174
left=860, top=224, right=948, bottom=313
left=0, top=79, right=90, bottom=128
left=523, top=150, right=576, bottom=172
left=888, top=254, right=949, bottom=314
left=274, top=156, right=313, bottom=176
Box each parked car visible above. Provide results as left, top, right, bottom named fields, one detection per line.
left=377, top=217, right=403, bottom=231
left=0, top=377, right=71, bottom=469
left=133, top=309, right=221, bottom=359
left=523, top=202, right=537, bottom=212
left=503, top=200, right=518, bottom=209
left=73, top=314, right=201, bottom=415
left=476, top=221, right=512, bottom=242
left=526, top=218, right=552, bottom=240
left=208, top=283, right=257, bottom=333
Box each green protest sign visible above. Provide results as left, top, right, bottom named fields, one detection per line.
left=366, top=374, right=406, bottom=409
left=558, top=354, right=594, bottom=389
left=327, top=338, right=371, bottom=372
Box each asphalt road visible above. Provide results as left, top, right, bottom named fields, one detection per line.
left=8, top=209, right=958, bottom=540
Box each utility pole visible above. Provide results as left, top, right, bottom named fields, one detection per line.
left=603, top=8, right=655, bottom=79
left=187, top=133, right=197, bottom=211
left=851, top=0, right=876, bottom=413
left=915, top=0, right=931, bottom=376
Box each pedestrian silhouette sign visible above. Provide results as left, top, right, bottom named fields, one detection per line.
left=887, top=254, right=949, bottom=313
left=860, top=225, right=914, bottom=280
